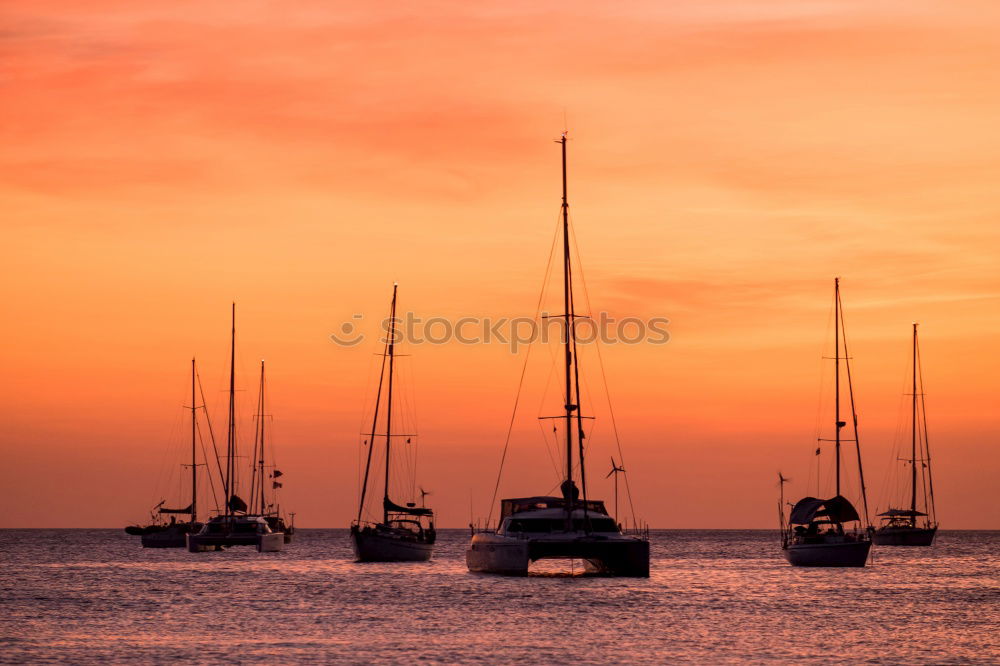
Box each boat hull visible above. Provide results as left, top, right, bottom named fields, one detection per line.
left=257, top=533, right=285, bottom=552
left=872, top=526, right=937, bottom=546
left=467, top=534, right=650, bottom=577
left=127, top=523, right=200, bottom=548
left=186, top=532, right=285, bottom=553
left=141, top=527, right=189, bottom=548
left=784, top=539, right=871, bottom=567
left=467, top=536, right=530, bottom=575
left=351, top=528, right=433, bottom=562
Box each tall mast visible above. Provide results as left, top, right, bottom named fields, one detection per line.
left=258, top=360, right=267, bottom=516
left=383, top=283, right=399, bottom=525
left=226, top=302, right=236, bottom=514
left=191, top=357, right=198, bottom=522
left=834, top=278, right=841, bottom=497
left=910, top=322, right=918, bottom=526
left=559, top=133, right=574, bottom=500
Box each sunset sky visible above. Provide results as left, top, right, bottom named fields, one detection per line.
left=2, top=0, right=998, bottom=529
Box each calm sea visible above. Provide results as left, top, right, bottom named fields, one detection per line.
left=1, top=529, right=997, bottom=664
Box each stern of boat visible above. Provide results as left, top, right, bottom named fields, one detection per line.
left=466, top=533, right=530, bottom=575
left=872, top=526, right=937, bottom=546
left=257, top=532, right=284, bottom=552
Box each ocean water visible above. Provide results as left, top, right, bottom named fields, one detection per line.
left=1, top=529, right=997, bottom=664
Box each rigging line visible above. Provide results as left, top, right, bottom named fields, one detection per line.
left=567, top=246, right=591, bottom=527
left=918, top=423, right=930, bottom=521
left=356, top=345, right=381, bottom=518
left=149, top=368, right=195, bottom=518
left=881, top=344, right=912, bottom=512
left=811, top=294, right=835, bottom=497
left=249, top=371, right=262, bottom=513
left=193, top=414, right=221, bottom=514
left=568, top=213, right=639, bottom=526
left=535, top=414, right=564, bottom=480
left=397, top=354, right=420, bottom=504
left=196, top=369, right=226, bottom=507
left=148, top=398, right=181, bottom=518
left=916, top=335, right=937, bottom=523
left=487, top=336, right=537, bottom=529
left=485, top=209, right=563, bottom=529
left=535, top=319, right=564, bottom=481
left=357, top=298, right=391, bottom=526
left=838, top=288, right=869, bottom=526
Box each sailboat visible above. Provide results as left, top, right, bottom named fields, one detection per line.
left=781, top=278, right=873, bottom=567
left=248, top=359, right=295, bottom=543
left=125, top=358, right=205, bottom=548
left=187, top=303, right=284, bottom=553
left=873, top=323, right=938, bottom=546
left=465, top=133, right=650, bottom=577
left=350, top=284, right=436, bottom=562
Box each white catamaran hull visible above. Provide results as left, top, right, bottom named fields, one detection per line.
left=784, top=540, right=871, bottom=567
left=186, top=533, right=285, bottom=552
left=872, top=526, right=936, bottom=546
left=467, top=535, right=531, bottom=574
left=351, top=530, right=433, bottom=562
left=257, top=532, right=285, bottom=552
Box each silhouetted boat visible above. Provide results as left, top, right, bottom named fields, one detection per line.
left=125, top=358, right=204, bottom=548
left=247, top=359, right=295, bottom=544
left=350, top=284, right=436, bottom=562
left=466, top=134, right=649, bottom=577
left=873, top=323, right=938, bottom=546
left=781, top=279, right=872, bottom=567
left=187, top=303, right=284, bottom=553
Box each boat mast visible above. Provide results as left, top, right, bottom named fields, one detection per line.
left=834, top=278, right=841, bottom=497
left=258, top=360, right=267, bottom=516
left=225, top=302, right=236, bottom=516
left=910, top=322, right=918, bottom=526
left=191, top=357, right=198, bottom=523
left=383, top=283, right=399, bottom=525
left=560, top=133, right=574, bottom=503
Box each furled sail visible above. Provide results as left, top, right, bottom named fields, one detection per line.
left=228, top=494, right=248, bottom=512
left=159, top=504, right=193, bottom=515
left=383, top=497, right=432, bottom=516
left=788, top=495, right=861, bottom=525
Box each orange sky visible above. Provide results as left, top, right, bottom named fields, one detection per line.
left=2, top=1, right=998, bottom=528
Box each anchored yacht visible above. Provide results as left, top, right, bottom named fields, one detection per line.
left=350, top=284, right=436, bottom=562
left=466, top=133, right=649, bottom=577
left=186, top=304, right=284, bottom=553
left=781, top=279, right=872, bottom=567
left=873, top=323, right=938, bottom=546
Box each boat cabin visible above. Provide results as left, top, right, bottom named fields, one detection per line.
left=498, top=496, right=620, bottom=536
left=199, top=515, right=274, bottom=535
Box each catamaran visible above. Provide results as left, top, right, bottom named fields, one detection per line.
left=187, top=303, right=284, bottom=553
left=781, top=278, right=873, bottom=567
left=125, top=358, right=205, bottom=548
left=350, top=284, right=436, bottom=562
left=466, top=134, right=649, bottom=577
left=873, top=323, right=938, bottom=546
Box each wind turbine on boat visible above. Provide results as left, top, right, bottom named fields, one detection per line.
left=606, top=458, right=626, bottom=527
